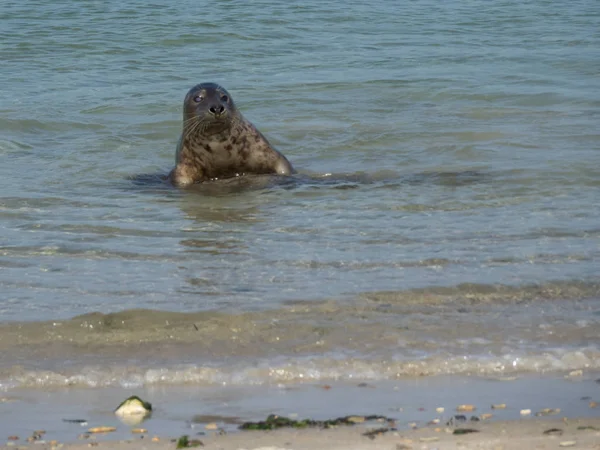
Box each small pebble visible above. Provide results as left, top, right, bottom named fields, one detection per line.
left=205, top=422, right=218, bottom=430
left=491, top=403, right=506, bottom=410
left=559, top=441, right=577, bottom=447
left=346, top=416, right=365, bottom=423
left=480, top=413, right=493, bottom=420
left=536, top=408, right=560, bottom=416
left=131, top=428, right=147, bottom=434
left=456, top=404, right=476, bottom=412
left=88, top=427, right=116, bottom=433
left=567, top=370, right=583, bottom=378
left=435, top=407, right=444, bottom=414
left=448, top=415, right=467, bottom=425
left=520, top=409, right=532, bottom=416
left=152, top=436, right=160, bottom=442
left=589, top=401, right=598, bottom=408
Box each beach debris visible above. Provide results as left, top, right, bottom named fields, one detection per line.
left=88, top=426, right=117, bottom=433
left=456, top=404, right=476, bottom=412
left=480, top=413, right=493, bottom=420
left=346, top=416, right=365, bottom=424
left=152, top=436, right=160, bottom=442
left=8, top=436, right=19, bottom=441
left=435, top=407, right=444, bottom=414
left=577, top=425, right=599, bottom=431
left=239, top=414, right=393, bottom=430
left=131, top=428, right=147, bottom=434
left=63, top=419, right=88, bottom=425
left=566, top=370, right=583, bottom=378
left=559, top=441, right=577, bottom=447
left=427, top=419, right=440, bottom=425
left=446, top=415, right=467, bottom=426
left=536, top=408, right=561, bottom=416
left=362, top=427, right=393, bottom=439
left=453, top=428, right=479, bottom=435
left=204, top=423, right=218, bottom=430
left=491, top=403, right=506, bottom=410
left=519, top=409, right=532, bottom=416
left=27, top=430, right=46, bottom=442
left=419, top=436, right=439, bottom=442
left=114, top=396, right=152, bottom=417
left=78, top=433, right=91, bottom=440
left=543, top=428, right=563, bottom=436
left=176, top=435, right=204, bottom=448
left=589, top=401, right=598, bottom=408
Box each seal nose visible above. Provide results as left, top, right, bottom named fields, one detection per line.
left=209, top=104, right=225, bottom=116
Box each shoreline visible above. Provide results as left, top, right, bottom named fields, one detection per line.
left=1, top=374, right=599, bottom=449
left=4, top=417, right=600, bottom=450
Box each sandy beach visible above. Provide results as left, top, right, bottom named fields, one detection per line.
left=4, top=417, right=600, bottom=450
left=2, top=375, right=599, bottom=450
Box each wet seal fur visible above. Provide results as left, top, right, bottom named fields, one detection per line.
left=169, top=82, right=294, bottom=187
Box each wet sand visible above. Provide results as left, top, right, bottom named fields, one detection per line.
left=2, top=375, right=599, bottom=449
left=4, top=417, right=600, bottom=450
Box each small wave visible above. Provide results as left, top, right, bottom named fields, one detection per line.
left=2, top=348, right=599, bottom=390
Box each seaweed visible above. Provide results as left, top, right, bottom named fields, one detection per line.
left=176, top=435, right=203, bottom=448
left=543, top=428, right=563, bottom=435
left=239, top=414, right=392, bottom=431
left=362, top=427, right=394, bottom=439
left=577, top=425, right=599, bottom=431
left=453, top=428, right=479, bottom=435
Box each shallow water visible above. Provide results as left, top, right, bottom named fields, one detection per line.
left=1, top=0, right=599, bottom=389
left=1, top=376, right=600, bottom=444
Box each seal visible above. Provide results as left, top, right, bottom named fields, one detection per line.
left=169, top=82, right=294, bottom=187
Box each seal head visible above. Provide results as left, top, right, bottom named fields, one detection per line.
left=169, top=83, right=294, bottom=187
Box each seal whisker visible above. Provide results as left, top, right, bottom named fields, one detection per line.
left=168, top=82, right=294, bottom=187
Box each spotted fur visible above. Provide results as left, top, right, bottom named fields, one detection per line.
left=169, top=83, right=294, bottom=187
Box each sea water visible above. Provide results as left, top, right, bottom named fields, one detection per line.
left=1, top=0, right=599, bottom=390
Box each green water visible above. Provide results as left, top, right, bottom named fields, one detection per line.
left=0, top=0, right=599, bottom=386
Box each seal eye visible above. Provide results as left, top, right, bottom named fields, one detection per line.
left=193, top=95, right=203, bottom=103
left=220, top=95, right=229, bottom=102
